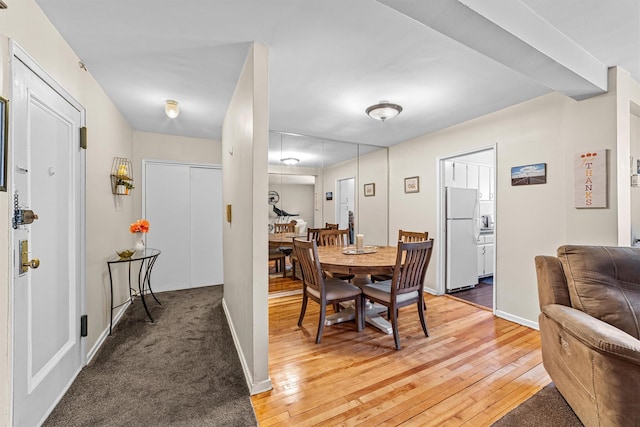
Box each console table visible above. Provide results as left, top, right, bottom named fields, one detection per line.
left=107, top=248, right=161, bottom=334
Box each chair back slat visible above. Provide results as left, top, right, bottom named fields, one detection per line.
left=318, top=228, right=349, bottom=247
left=274, top=222, right=296, bottom=233
left=392, top=239, right=434, bottom=296
left=306, top=227, right=326, bottom=243
left=398, top=230, right=429, bottom=243
left=293, top=239, right=325, bottom=297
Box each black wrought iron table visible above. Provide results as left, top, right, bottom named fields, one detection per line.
left=107, top=248, right=161, bottom=334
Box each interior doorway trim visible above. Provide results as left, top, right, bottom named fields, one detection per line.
left=436, top=145, right=496, bottom=312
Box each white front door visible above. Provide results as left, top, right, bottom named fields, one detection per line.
left=12, top=50, right=85, bottom=426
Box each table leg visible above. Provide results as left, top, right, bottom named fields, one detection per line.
left=137, top=260, right=154, bottom=322
left=108, top=264, right=114, bottom=335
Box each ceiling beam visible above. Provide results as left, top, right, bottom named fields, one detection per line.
left=378, top=0, right=608, bottom=100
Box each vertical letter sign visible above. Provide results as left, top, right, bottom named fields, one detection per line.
left=575, top=150, right=607, bottom=208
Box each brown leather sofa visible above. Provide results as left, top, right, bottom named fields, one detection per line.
left=535, top=245, right=640, bottom=427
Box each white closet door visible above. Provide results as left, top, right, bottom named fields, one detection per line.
left=145, top=163, right=191, bottom=292
left=190, top=167, right=223, bottom=286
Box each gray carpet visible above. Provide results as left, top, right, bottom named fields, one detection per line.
left=492, top=383, right=583, bottom=427
left=44, top=285, right=257, bottom=427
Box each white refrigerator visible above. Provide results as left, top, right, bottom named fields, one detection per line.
left=446, top=187, right=479, bottom=292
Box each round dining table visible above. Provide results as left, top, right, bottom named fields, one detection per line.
left=315, top=245, right=399, bottom=334
left=316, top=245, right=397, bottom=276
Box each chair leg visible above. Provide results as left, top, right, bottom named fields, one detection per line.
left=355, top=295, right=363, bottom=332
left=418, top=300, right=429, bottom=337
left=390, top=305, right=401, bottom=350
left=282, top=256, right=287, bottom=278
left=316, top=303, right=326, bottom=344
left=297, top=292, right=308, bottom=326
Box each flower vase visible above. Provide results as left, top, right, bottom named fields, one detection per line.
left=134, top=236, right=145, bottom=253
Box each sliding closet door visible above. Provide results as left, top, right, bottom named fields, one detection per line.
left=144, top=162, right=223, bottom=292
left=190, top=167, right=223, bottom=287
left=145, top=163, right=191, bottom=292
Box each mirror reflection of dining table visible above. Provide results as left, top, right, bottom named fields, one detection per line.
left=268, top=232, right=306, bottom=275
left=316, top=245, right=398, bottom=334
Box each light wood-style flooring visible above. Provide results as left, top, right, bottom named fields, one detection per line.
left=256, top=275, right=550, bottom=426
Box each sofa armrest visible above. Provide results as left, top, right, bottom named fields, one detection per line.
left=543, top=304, right=640, bottom=365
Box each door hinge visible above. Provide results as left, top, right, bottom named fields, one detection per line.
left=80, top=127, right=87, bottom=149
left=80, top=314, right=88, bottom=337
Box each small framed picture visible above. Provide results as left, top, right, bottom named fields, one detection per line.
left=364, top=183, right=375, bottom=197
left=325, top=191, right=333, bottom=201
left=404, top=176, right=419, bottom=193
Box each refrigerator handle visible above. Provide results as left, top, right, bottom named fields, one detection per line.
left=473, top=198, right=481, bottom=242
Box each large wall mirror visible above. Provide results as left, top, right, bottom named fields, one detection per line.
left=268, top=131, right=389, bottom=252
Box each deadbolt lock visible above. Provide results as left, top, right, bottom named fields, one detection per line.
left=19, top=240, right=40, bottom=274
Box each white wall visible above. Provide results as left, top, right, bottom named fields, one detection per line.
left=268, top=182, right=315, bottom=226
left=389, top=81, right=620, bottom=326
left=0, top=1, right=134, bottom=424
left=222, top=43, right=271, bottom=394
left=358, top=148, right=389, bottom=246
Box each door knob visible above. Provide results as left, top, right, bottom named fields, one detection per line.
left=23, top=258, right=40, bottom=269
left=19, top=240, right=40, bottom=274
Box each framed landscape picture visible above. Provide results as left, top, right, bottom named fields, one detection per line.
left=511, top=163, right=546, bottom=186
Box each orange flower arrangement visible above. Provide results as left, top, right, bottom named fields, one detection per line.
left=130, top=219, right=150, bottom=233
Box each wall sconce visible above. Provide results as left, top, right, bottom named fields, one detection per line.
left=165, top=99, right=180, bottom=118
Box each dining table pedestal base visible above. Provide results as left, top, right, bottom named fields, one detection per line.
left=325, top=302, right=392, bottom=334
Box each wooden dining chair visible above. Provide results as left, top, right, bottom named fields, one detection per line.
left=360, top=239, right=434, bottom=350
left=318, top=228, right=349, bottom=246
left=274, top=222, right=296, bottom=233
left=291, top=228, right=326, bottom=279
left=371, top=230, right=429, bottom=282
left=293, top=238, right=363, bottom=344
left=325, top=223, right=339, bottom=230
left=269, top=245, right=287, bottom=278
left=318, top=228, right=354, bottom=282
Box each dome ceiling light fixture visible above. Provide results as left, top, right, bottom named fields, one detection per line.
left=165, top=99, right=180, bottom=118
left=365, top=101, right=403, bottom=122
left=280, top=157, right=300, bottom=166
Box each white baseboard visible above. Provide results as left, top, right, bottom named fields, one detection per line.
left=86, top=301, right=130, bottom=363
left=495, top=309, right=539, bottom=330
left=222, top=298, right=273, bottom=395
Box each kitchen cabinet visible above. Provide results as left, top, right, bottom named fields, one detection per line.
left=466, top=164, right=479, bottom=189
left=478, top=165, right=494, bottom=201
left=477, top=234, right=494, bottom=278
left=444, top=160, right=467, bottom=188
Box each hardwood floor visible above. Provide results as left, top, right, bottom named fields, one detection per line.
left=257, top=277, right=549, bottom=426
left=448, top=281, right=493, bottom=310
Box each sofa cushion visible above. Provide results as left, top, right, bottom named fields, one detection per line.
left=557, top=245, right=640, bottom=339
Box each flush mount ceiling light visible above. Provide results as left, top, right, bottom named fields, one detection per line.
left=365, top=101, right=403, bottom=121
left=164, top=99, right=180, bottom=119
left=280, top=157, right=300, bottom=166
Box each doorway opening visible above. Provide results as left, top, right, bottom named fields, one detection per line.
left=440, top=147, right=495, bottom=310
left=336, top=177, right=355, bottom=243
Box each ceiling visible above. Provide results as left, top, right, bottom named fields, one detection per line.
left=34, top=0, right=639, bottom=149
